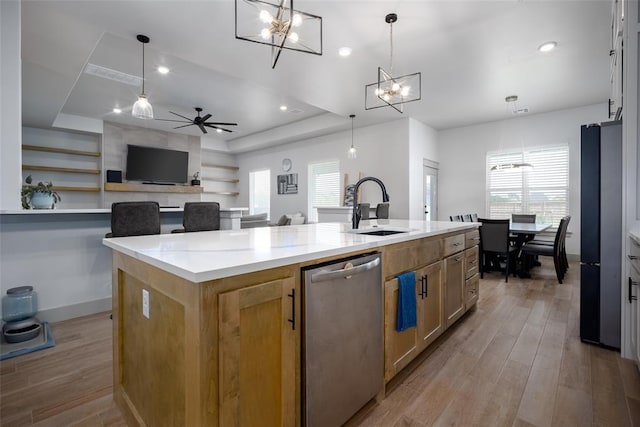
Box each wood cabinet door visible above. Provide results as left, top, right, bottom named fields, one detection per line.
left=465, top=273, right=479, bottom=310
left=219, top=277, right=297, bottom=427
left=444, top=252, right=465, bottom=328
left=416, top=261, right=444, bottom=351
left=383, top=275, right=420, bottom=382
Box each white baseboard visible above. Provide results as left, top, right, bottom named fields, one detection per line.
left=37, top=297, right=112, bottom=323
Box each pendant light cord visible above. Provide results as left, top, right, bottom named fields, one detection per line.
left=351, top=116, right=354, bottom=148
left=389, top=22, right=394, bottom=75
left=141, top=42, right=145, bottom=96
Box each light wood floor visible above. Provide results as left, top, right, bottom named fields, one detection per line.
left=1, top=259, right=639, bottom=426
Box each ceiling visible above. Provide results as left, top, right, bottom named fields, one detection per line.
left=21, top=0, right=612, bottom=153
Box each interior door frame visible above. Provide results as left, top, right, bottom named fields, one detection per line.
left=423, top=159, right=439, bottom=221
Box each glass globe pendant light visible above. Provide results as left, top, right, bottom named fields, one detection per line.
left=348, top=114, right=357, bottom=159
left=132, top=34, right=153, bottom=119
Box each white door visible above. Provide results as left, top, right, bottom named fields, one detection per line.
left=423, top=161, right=439, bottom=221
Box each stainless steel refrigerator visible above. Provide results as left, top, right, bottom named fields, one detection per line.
left=580, top=120, right=622, bottom=348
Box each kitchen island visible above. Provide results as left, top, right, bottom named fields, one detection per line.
left=103, top=219, right=479, bottom=426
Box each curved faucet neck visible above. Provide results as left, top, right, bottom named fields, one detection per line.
left=352, top=176, right=390, bottom=229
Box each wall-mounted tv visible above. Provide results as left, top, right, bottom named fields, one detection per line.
left=126, top=144, right=189, bottom=184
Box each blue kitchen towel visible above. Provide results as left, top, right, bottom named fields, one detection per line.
left=396, top=271, right=417, bottom=332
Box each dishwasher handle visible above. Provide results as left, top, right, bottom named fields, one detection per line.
left=310, top=257, right=380, bottom=283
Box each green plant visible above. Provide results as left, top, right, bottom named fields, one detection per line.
left=21, top=175, right=61, bottom=209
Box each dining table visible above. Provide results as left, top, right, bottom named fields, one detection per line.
left=510, top=222, right=552, bottom=277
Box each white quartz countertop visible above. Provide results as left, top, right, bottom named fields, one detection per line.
left=103, top=220, right=477, bottom=283
left=0, top=207, right=248, bottom=215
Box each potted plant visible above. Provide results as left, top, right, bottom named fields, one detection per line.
left=21, top=175, right=61, bottom=209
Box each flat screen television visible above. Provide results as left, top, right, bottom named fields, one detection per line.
left=126, top=144, right=189, bottom=184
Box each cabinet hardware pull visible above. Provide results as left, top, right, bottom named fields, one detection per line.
left=629, top=278, right=638, bottom=303
left=421, top=275, right=428, bottom=298
left=453, top=242, right=463, bottom=246
left=472, top=237, right=481, bottom=241
left=454, top=256, right=463, bottom=262
left=629, top=255, right=640, bottom=260
left=470, top=260, right=477, bottom=265
left=287, top=288, right=296, bottom=330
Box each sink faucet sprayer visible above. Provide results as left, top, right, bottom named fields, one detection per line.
left=352, top=177, right=390, bottom=229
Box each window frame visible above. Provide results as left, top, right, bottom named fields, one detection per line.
left=307, top=160, right=341, bottom=223
left=249, top=168, right=271, bottom=218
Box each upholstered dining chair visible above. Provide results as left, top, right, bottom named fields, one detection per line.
left=450, top=215, right=462, bottom=222
left=521, top=216, right=571, bottom=283
left=463, top=214, right=473, bottom=222
left=511, top=214, right=536, bottom=223
left=172, top=202, right=220, bottom=233
left=358, top=203, right=370, bottom=220
left=471, top=213, right=479, bottom=222
left=375, top=203, right=389, bottom=219
left=478, top=218, right=519, bottom=282
left=106, top=201, right=161, bottom=238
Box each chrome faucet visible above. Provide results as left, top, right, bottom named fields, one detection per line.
left=352, top=176, right=390, bottom=229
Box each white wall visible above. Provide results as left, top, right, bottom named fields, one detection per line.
left=236, top=118, right=411, bottom=222
left=409, top=118, right=439, bottom=220
left=0, top=0, right=22, bottom=210
left=438, top=103, right=609, bottom=255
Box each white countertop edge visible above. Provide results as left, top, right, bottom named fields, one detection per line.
left=103, top=221, right=478, bottom=283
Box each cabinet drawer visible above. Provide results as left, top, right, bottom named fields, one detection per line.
left=443, top=234, right=465, bottom=257
left=465, top=229, right=480, bottom=247
left=384, top=238, right=442, bottom=278
left=465, top=246, right=479, bottom=279
left=465, top=273, right=479, bottom=308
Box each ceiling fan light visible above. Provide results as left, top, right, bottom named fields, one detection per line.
left=132, top=95, right=153, bottom=119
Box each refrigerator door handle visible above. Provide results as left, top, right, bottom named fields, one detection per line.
left=629, top=277, right=639, bottom=303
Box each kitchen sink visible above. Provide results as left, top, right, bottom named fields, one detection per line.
left=357, top=229, right=408, bottom=236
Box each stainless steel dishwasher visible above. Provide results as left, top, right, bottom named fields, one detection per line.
left=302, top=252, right=382, bottom=427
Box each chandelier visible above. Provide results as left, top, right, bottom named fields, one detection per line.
left=235, top=0, right=323, bottom=69
left=365, top=13, right=421, bottom=113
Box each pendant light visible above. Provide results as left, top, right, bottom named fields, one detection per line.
left=490, top=95, right=533, bottom=172
left=132, top=34, right=153, bottom=119
left=348, top=114, right=357, bottom=159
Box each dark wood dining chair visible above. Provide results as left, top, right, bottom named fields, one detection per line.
left=520, top=216, right=571, bottom=283
left=511, top=214, right=536, bottom=223
left=172, top=202, right=220, bottom=233
left=478, top=218, right=519, bottom=282
left=106, top=201, right=161, bottom=238
left=511, top=213, right=536, bottom=245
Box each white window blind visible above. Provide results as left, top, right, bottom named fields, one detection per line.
left=249, top=169, right=270, bottom=217
left=486, top=145, right=569, bottom=227
left=308, top=160, right=340, bottom=223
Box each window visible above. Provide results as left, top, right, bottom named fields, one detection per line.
left=486, top=145, right=569, bottom=227
left=308, top=160, right=341, bottom=223
left=249, top=169, right=270, bottom=217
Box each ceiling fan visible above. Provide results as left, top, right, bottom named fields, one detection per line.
left=155, top=107, right=238, bottom=134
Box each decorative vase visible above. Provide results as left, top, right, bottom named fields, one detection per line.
left=30, top=192, right=54, bottom=209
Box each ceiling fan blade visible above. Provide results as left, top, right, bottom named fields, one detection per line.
left=169, top=111, right=194, bottom=121
left=204, top=122, right=238, bottom=126
left=155, top=118, right=191, bottom=123
left=197, top=122, right=208, bottom=134
left=201, top=114, right=212, bottom=122
left=173, top=123, right=194, bottom=129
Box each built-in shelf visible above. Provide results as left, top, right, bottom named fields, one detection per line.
left=201, top=163, right=239, bottom=171
left=54, top=186, right=101, bottom=192
left=204, top=177, right=240, bottom=183
left=203, top=191, right=240, bottom=196
left=22, top=145, right=101, bottom=157
left=105, top=182, right=204, bottom=194
left=23, top=165, right=101, bottom=175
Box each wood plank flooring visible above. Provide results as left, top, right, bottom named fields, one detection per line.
left=1, top=259, right=639, bottom=426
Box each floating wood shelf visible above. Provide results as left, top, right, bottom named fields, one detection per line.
left=203, top=177, right=240, bottom=183
left=22, top=145, right=101, bottom=157
left=53, top=186, right=101, bottom=192
left=23, top=165, right=101, bottom=174
left=203, top=191, right=240, bottom=196
left=105, top=182, right=204, bottom=194
left=201, top=163, right=239, bottom=171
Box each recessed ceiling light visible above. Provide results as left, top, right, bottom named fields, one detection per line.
left=338, top=47, right=352, bottom=57
left=113, top=108, right=122, bottom=114
left=280, top=105, right=288, bottom=111
left=157, top=66, right=170, bottom=74
left=538, top=41, right=557, bottom=53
